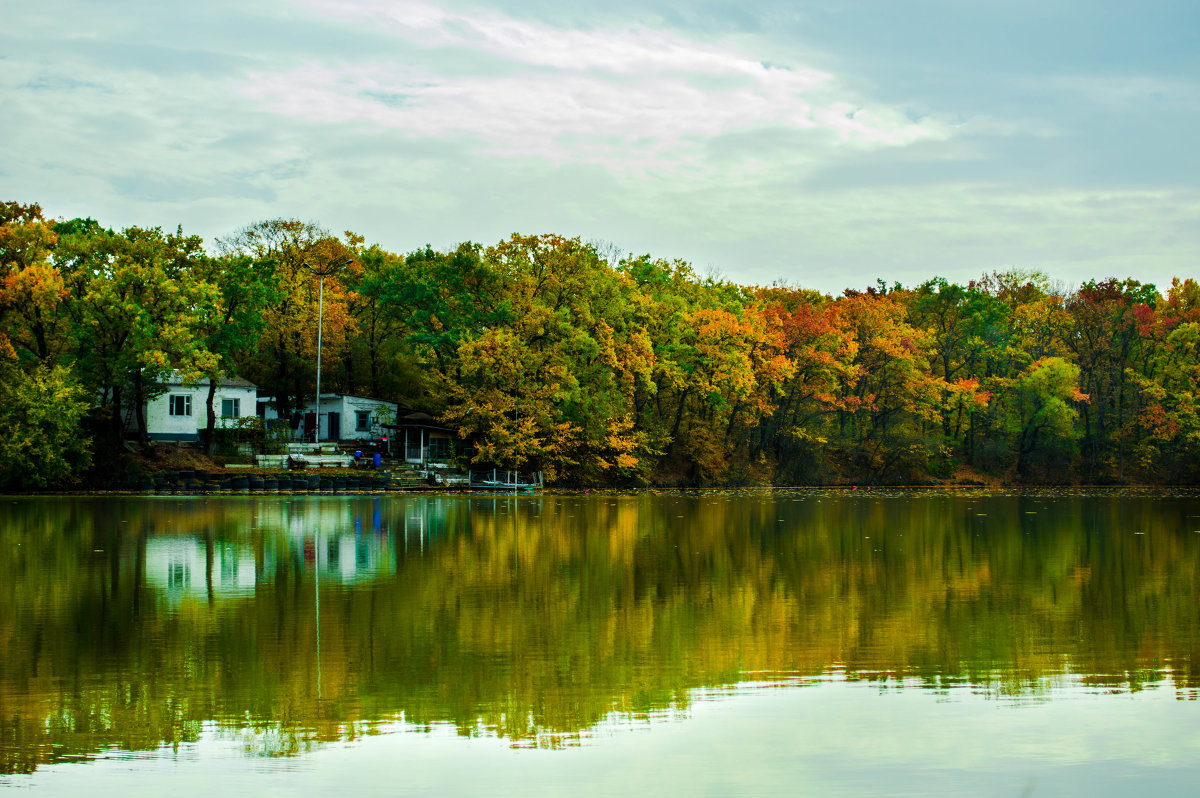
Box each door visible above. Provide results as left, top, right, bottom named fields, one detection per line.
left=328, top=412, right=341, bottom=442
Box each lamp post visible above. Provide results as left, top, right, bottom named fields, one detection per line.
left=305, top=258, right=353, bottom=445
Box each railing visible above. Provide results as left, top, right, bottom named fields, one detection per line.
left=467, top=469, right=544, bottom=491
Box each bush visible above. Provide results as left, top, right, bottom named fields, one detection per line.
left=209, top=417, right=289, bottom=456
left=0, top=364, right=93, bottom=489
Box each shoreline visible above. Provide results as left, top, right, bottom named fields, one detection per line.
left=5, top=483, right=1200, bottom=499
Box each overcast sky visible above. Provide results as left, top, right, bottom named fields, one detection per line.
left=4, top=0, right=1197, bottom=293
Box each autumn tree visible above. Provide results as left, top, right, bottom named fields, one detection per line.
left=1061, top=279, right=1158, bottom=477
left=825, top=289, right=952, bottom=481
left=0, top=202, right=65, bottom=363
left=438, top=236, right=654, bottom=482
left=753, top=286, right=846, bottom=483
left=1124, top=279, right=1200, bottom=479
left=218, top=220, right=355, bottom=429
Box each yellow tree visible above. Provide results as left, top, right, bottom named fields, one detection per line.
left=826, top=289, right=955, bottom=480
left=218, top=220, right=356, bottom=428
left=754, top=286, right=849, bottom=482
left=0, top=202, right=65, bottom=363
left=438, top=235, right=656, bottom=482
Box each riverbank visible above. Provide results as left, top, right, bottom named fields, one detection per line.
left=3, top=441, right=1193, bottom=495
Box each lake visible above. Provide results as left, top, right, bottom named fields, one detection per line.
left=1, top=490, right=1198, bottom=796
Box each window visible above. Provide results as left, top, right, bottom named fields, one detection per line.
left=428, top=436, right=450, bottom=461
left=168, top=559, right=189, bottom=588
left=355, top=410, right=371, bottom=432
left=169, top=395, right=191, bottom=416
left=221, top=398, right=240, bottom=418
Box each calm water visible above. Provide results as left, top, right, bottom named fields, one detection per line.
left=2, top=490, right=1199, bottom=796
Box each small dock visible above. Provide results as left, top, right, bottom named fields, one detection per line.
left=467, top=469, right=543, bottom=492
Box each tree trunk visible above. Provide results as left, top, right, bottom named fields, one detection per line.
left=132, top=371, right=149, bottom=445
left=109, top=385, right=125, bottom=447
left=204, top=378, right=219, bottom=455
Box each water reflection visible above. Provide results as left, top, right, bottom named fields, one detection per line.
left=1, top=491, right=1198, bottom=775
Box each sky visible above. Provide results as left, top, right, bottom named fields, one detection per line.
left=3, top=0, right=1197, bottom=294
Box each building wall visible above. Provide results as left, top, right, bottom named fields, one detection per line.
left=142, top=382, right=259, bottom=441
left=258, top=394, right=400, bottom=442
left=299, top=395, right=398, bottom=442
left=337, top=395, right=398, bottom=441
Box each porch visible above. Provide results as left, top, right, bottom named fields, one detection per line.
left=382, top=412, right=456, bottom=468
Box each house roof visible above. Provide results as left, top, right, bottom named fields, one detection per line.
left=255, top=392, right=398, bottom=405
left=383, top=411, right=451, bottom=432
left=314, top=392, right=398, bottom=404
left=164, top=372, right=256, bottom=388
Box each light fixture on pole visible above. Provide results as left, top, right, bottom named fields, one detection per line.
left=305, top=257, right=353, bottom=445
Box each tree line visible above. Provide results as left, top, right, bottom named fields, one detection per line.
left=2, top=200, right=1198, bottom=487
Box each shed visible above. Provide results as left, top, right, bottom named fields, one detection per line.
left=257, top=393, right=399, bottom=443
left=305, top=393, right=398, bottom=442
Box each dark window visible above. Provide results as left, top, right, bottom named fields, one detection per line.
left=169, top=395, right=192, bottom=416
left=356, top=410, right=371, bottom=431
left=221, top=398, right=240, bottom=418
left=428, top=437, right=450, bottom=460
left=168, top=560, right=189, bottom=588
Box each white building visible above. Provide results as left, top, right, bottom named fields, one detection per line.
left=135, top=375, right=259, bottom=441
left=259, top=392, right=398, bottom=443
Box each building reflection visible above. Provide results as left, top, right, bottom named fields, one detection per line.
left=144, top=538, right=258, bottom=601
left=141, top=496, right=481, bottom=603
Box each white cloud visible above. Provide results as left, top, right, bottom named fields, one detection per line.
left=240, top=0, right=948, bottom=170
left=306, top=0, right=814, bottom=76
left=6, top=0, right=1195, bottom=296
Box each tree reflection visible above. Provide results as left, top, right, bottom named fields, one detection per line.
left=1, top=491, right=1198, bottom=773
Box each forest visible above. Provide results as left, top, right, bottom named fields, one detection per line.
left=1, top=199, right=1198, bottom=488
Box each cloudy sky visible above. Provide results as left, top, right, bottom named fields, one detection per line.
left=4, top=0, right=1197, bottom=293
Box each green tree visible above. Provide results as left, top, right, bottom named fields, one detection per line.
left=1011, top=357, right=1087, bottom=477
left=65, top=224, right=218, bottom=446
left=907, top=278, right=1010, bottom=465
left=0, top=363, right=92, bottom=488
left=192, top=253, right=280, bottom=453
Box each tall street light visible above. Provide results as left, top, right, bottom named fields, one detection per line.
left=305, top=257, right=353, bottom=445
